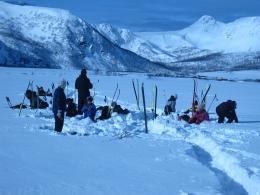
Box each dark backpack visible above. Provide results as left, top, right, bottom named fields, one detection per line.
left=97, top=106, right=112, bottom=120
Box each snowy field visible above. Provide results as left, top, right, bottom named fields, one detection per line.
left=197, top=70, right=260, bottom=82
left=1, top=67, right=260, bottom=195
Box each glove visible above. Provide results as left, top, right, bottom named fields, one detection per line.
left=57, top=110, right=63, bottom=120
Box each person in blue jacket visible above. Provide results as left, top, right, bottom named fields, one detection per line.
left=81, top=96, right=96, bottom=122
left=52, top=79, right=67, bottom=132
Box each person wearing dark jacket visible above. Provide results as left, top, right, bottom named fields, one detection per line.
left=75, top=69, right=93, bottom=114
left=52, top=80, right=67, bottom=132
left=25, top=90, right=49, bottom=109
left=66, top=98, right=77, bottom=117
left=216, top=100, right=238, bottom=123
left=164, top=95, right=177, bottom=115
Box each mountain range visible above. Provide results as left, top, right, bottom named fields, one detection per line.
left=0, top=1, right=168, bottom=73
left=96, top=15, right=260, bottom=72
left=0, top=1, right=260, bottom=73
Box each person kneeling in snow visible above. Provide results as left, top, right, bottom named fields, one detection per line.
left=25, top=89, right=49, bottom=109
left=81, top=96, right=96, bottom=122
left=216, top=100, right=238, bottom=123
left=164, top=95, right=177, bottom=115
left=66, top=98, right=77, bottom=117
left=111, top=101, right=130, bottom=115
left=188, top=103, right=209, bottom=124
left=52, top=79, right=67, bottom=132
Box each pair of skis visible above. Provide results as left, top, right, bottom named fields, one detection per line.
left=104, top=83, right=121, bottom=117
left=19, top=81, right=34, bottom=116
left=192, top=79, right=211, bottom=115
left=132, top=80, right=157, bottom=117
left=111, top=83, right=120, bottom=103
left=104, top=83, right=120, bottom=105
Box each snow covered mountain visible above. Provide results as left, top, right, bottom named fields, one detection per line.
left=96, top=16, right=260, bottom=72
left=0, top=1, right=168, bottom=72
left=0, top=1, right=259, bottom=73
left=95, top=23, right=180, bottom=64
left=178, top=15, right=260, bottom=53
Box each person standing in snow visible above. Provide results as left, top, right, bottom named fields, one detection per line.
left=216, top=100, right=238, bottom=123
left=75, top=69, right=93, bottom=114
left=81, top=96, right=96, bottom=122
left=52, top=79, right=67, bottom=132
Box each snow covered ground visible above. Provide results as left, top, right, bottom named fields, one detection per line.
left=1, top=67, right=260, bottom=195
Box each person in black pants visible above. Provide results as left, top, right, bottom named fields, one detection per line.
left=216, top=100, right=238, bottom=123
left=75, top=69, right=93, bottom=114
left=52, top=80, right=67, bottom=132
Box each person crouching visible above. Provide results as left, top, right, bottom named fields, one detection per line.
left=164, top=95, right=177, bottom=115
left=81, top=96, right=96, bottom=122
left=216, top=100, right=238, bottom=123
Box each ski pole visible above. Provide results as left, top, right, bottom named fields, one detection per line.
left=115, top=89, right=121, bottom=102
left=201, top=84, right=211, bottom=104
left=137, top=79, right=140, bottom=109
left=111, top=83, right=118, bottom=104
left=207, top=94, right=217, bottom=112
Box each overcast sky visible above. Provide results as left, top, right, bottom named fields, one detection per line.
left=20, top=0, right=260, bottom=31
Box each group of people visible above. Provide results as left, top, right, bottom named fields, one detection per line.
left=52, top=69, right=130, bottom=132
left=52, top=68, right=239, bottom=132
left=52, top=69, right=94, bottom=132
left=165, top=94, right=238, bottom=125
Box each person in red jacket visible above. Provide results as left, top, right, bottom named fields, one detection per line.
left=189, top=103, right=209, bottom=124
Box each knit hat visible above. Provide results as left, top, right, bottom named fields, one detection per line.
left=60, top=79, right=67, bottom=89
left=169, top=94, right=177, bottom=101
left=81, top=69, right=87, bottom=75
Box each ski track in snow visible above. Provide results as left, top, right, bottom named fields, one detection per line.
left=23, top=89, right=260, bottom=195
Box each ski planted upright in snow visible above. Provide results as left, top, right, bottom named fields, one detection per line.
left=142, top=83, right=148, bottom=133
left=132, top=79, right=140, bottom=110
left=192, top=79, right=197, bottom=115
left=106, top=83, right=120, bottom=117
left=153, top=85, right=158, bottom=120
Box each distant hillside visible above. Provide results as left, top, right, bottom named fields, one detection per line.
left=0, top=1, right=168, bottom=73
left=96, top=16, right=260, bottom=72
